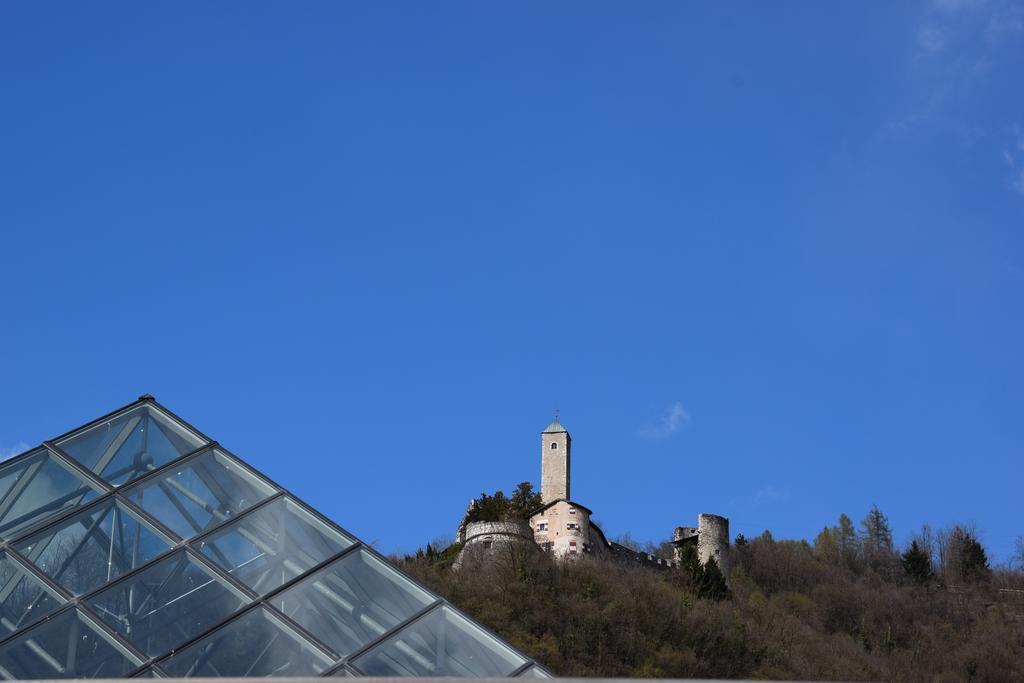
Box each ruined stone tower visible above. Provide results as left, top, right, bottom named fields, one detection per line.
left=697, top=513, right=730, bottom=575
left=673, top=513, right=730, bottom=576
left=540, top=416, right=570, bottom=503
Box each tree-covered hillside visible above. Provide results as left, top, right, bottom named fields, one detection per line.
left=398, top=507, right=1024, bottom=681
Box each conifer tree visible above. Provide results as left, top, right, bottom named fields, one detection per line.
left=959, top=533, right=990, bottom=582
left=509, top=482, right=543, bottom=520
left=861, top=505, right=894, bottom=571
left=901, top=540, right=932, bottom=583
left=814, top=525, right=839, bottom=564
left=696, top=556, right=730, bottom=601
left=837, top=513, right=860, bottom=570
left=677, top=542, right=701, bottom=584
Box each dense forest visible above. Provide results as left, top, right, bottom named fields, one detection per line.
left=398, top=502, right=1024, bottom=681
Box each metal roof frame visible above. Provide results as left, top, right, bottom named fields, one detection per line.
left=0, top=396, right=549, bottom=679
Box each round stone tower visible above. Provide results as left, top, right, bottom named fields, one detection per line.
left=454, top=520, right=536, bottom=569
left=696, top=513, right=730, bottom=576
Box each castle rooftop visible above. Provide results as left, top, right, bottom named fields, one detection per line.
left=543, top=417, right=568, bottom=433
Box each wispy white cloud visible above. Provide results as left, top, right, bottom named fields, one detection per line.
left=638, top=402, right=690, bottom=438
left=987, top=2, right=1024, bottom=34
left=1002, top=126, right=1024, bottom=193
left=0, top=442, right=30, bottom=462
left=917, top=25, right=948, bottom=53
left=930, top=0, right=988, bottom=13
left=752, top=486, right=789, bottom=507
left=914, top=0, right=1021, bottom=58
left=1013, top=168, right=1024, bottom=195
left=901, top=0, right=1023, bottom=196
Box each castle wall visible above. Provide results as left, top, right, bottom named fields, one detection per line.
left=455, top=520, right=535, bottom=568
left=606, top=542, right=676, bottom=570
left=463, top=520, right=534, bottom=544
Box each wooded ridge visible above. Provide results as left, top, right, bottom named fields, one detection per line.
left=397, top=505, right=1024, bottom=681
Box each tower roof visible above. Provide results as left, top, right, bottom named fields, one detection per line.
left=543, top=417, right=568, bottom=434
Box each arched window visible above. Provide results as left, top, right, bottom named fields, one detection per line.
left=550, top=442, right=558, bottom=449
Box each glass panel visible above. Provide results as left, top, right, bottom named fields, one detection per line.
left=270, top=548, right=433, bottom=656
left=197, top=496, right=352, bottom=595
left=0, top=448, right=103, bottom=541
left=329, top=665, right=357, bottom=677
left=88, top=549, right=250, bottom=657
left=0, top=607, right=141, bottom=679
left=352, top=605, right=527, bottom=677
left=122, top=449, right=275, bottom=540
left=160, top=606, right=334, bottom=677
left=0, top=550, right=65, bottom=634
left=517, top=665, right=553, bottom=678
left=15, top=499, right=173, bottom=595
left=131, top=666, right=165, bottom=678
left=57, top=405, right=206, bottom=486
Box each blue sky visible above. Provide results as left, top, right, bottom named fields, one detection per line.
left=1, top=1, right=1022, bottom=562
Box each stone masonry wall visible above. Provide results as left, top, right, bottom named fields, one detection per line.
left=455, top=520, right=535, bottom=569
left=463, top=520, right=534, bottom=543
left=541, top=431, right=570, bottom=503
left=529, top=500, right=594, bottom=559
left=697, top=513, right=730, bottom=576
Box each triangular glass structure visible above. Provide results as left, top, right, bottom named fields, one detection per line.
left=0, top=397, right=550, bottom=679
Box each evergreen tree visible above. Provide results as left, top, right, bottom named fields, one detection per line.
left=509, top=482, right=544, bottom=520
left=696, top=556, right=730, bottom=601
left=816, top=514, right=861, bottom=569
left=465, top=492, right=492, bottom=524
left=959, top=533, right=991, bottom=582
left=814, top=525, right=840, bottom=564
left=674, top=544, right=729, bottom=601
left=861, top=505, right=894, bottom=571
left=464, top=484, right=543, bottom=526
left=837, top=513, right=860, bottom=570
left=733, top=533, right=750, bottom=566
left=861, top=505, right=893, bottom=551
left=487, top=491, right=509, bottom=520
left=681, top=542, right=701, bottom=577
left=901, top=540, right=933, bottom=583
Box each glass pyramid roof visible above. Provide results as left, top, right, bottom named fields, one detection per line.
left=0, top=397, right=549, bottom=679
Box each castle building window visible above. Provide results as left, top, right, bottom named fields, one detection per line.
left=569, top=507, right=576, bottom=515
left=537, top=523, right=548, bottom=532
left=551, top=442, right=558, bottom=449
left=567, top=523, right=579, bottom=531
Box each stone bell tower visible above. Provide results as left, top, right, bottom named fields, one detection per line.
left=541, top=414, right=571, bottom=504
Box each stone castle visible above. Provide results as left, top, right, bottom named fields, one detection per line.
left=455, top=416, right=730, bottom=574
